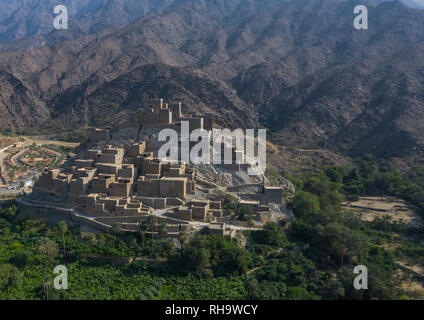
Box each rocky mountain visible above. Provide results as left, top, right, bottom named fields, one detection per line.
left=0, top=0, right=174, bottom=50
left=0, top=0, right=423, bottom=160
left=0, top=69, right=48, bottom=130
left=401, top=0, right=424, bottom=9
left=49, top=64, right=257, bottom=129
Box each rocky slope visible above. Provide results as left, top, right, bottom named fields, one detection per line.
left=0, top=69, right=48, bottom=130
left=49, top=64, right=257, bottom=129
left=0, top=0, right=174, bottom=50
left=0, top=0, right=423, bottom=160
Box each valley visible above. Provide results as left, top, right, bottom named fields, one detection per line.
left=0, top=0, right=423, bottom=303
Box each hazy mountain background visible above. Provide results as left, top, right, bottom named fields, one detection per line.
left=401, top=0, right=424, bottom=9
left=0, top=0, right=423, bottom=164
left=0, top=0, right=421, bottom=51
left=0, top=0, right=175, bottom=51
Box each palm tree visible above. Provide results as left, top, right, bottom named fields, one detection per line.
left=42, top=277, right=53, bottom=300
left=158, top=223, right=168, bottom=244
left=147, top=215, right=158, bottom=251
left=137, top=221, right=148, bottom=251
left=246, top=279, right=259, bottom=300
left=37, top=238, right=59, bottom=271
left=111, top=223, right=121, bottom=236
left=110, top=223, right=122, bottom=248
left=178, top=231, right=187, bottom=248
left=58, top=221, right=68, bottom=260
left=158, top=223, right=168, bottom=255
left=147, top=216, right=157, bottom=240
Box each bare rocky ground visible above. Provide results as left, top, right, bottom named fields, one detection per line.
left=342, top=196, right=424, bottom=229
left=397, top=262, right=424, bottom=298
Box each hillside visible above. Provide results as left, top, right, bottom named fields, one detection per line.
left=0, top=0, right=174, bottom=49
left=48, top=64, right=257, bottom=129
left=0, top=0, right=422, bottom=161
left=0, top=69, right=48, bottom=131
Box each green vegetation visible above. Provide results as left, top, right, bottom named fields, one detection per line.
left=1, top=156, right=423, bottom=300
left=0, top=204, right=246, bottom=300
left=215, top=191, right=238, bottom=215
left=236, top=205, right=254, bottom=223
left=283, top=159, right=424, bottom=299
left=325, top=156, right=424, bottom=214
left=171, top=234, right=253, bottom=276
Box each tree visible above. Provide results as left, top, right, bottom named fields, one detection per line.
left=111, top=223, right=121, bottom=236
left=262, top=222, right=288, bottom=248
left=37, top=239, right=59, bottom=258
left=147, top=215, right=158, bottom=242
left=178, top=231, right=187, bottom=248
left=245, top=279, right=260, bottom=300
left=158, top=223, right=168, bottom=244
left=236, top=205, right=254, bottom=221
left=36, top=238, right=59, bottom=270
left=319, top=223, right=367, bottom=266
left=0, top=264, right=20, bottom=291
left=137, top=221, right=148, bottom=251
left=41, top=277, right=53, bottom=300
left=325, top=166, right=345, bottom=184
left=8, top=170, right=14, bottom=182
left=285, top=286, right=311, bottom=300
left=158, top=224, right=169, bottom=256
left=58, top=221, right=68, bottom=260
left=221, top=246, right=252, bottom=274
left=221, top=193, right=238, bottom=213
left=110, top=223, right=122, bottom=249
left=0, top=205, right=19, bottom=220
left=182, top=245, right=210, bottom=271
left=10, top=252, right=29, bottom=269
left=292, top=191, right=320, bottom=217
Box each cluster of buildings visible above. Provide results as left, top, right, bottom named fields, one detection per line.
left=139, top=99, right=213, bottom=131
left=35, top=100, right=227, bottom=225
left=33, top=99, right=284, bottom=235
left=37, top=143, right=215, bottom=218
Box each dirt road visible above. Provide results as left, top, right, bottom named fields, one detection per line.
left=21, top=136, right=80, bottom=148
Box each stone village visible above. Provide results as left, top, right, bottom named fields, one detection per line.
left=27, top=99, right=287, bottom=239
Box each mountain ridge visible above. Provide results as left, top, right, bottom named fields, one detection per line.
left=0, top=0, right=175, bottom=51
left=0, top=0, right=423, bottom=161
